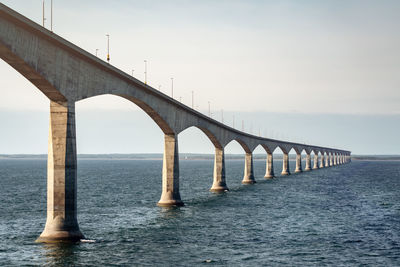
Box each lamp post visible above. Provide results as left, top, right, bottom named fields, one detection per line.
left=191, top=91, right=194, bottom=109
left=95, top=49, right=99, bottom=57
left=144, top=60, right=147, bottom=84
left=42, top=1, right=46, bottom=27
left=171, top=78, right=174, bottom=98
left=51, top=0, right=53, bottom=31
left=106, top=34, right=110, bottom=63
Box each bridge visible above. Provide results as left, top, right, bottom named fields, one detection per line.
left=0, top=3, right=351, bottom=243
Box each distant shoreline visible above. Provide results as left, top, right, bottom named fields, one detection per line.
left=1, top=154, right=400, bottom=161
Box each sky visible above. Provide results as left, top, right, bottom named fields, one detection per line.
left=0, top=0, right=399, bottom=155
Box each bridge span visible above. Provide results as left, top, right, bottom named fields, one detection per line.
left=0, top=3, right=351, bottom=243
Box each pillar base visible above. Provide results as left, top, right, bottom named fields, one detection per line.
left=242, top=179, right=256, bottom=184
left=157, top=199, right=184, bottom=207
left=264, top=174, right=275, bottom=179
left=36, top=229, right=84, bottom=243
left=157, top=191, right=184, bottom=207
left=281, top=171, right=291, bottom=176
left=295, top=169, right=302, bottom=173
left=210, top=182, right=229, bottom=193
left=242, top=177, right=256, bottom=184
left=304, top=167, right=312, bottom=171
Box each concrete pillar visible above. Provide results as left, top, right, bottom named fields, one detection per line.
left=157, top=134, right=184, bottom=207
left=325, top=154, right=329, bottom=167
left=281, top=153, right=291, bottom=175
left=295, top=153, right=302, bottom=173
left=329, top=153, right=333, bottom=166
left=242, top=152, right=256, bottom=184
left=320, top=154, right=325, bottom=168
left=36, top=101, right=84, bottom=243
left=333, top=153, right=337, bottom=165
left=304, top=153, right=312, bottom=171
left=210, top=147, right=229, bottom=192
left=339, top=154, right=343, bottom=164
left=313, top=154, right=319, bottom=170
left=264, top=152, right=275, bottom=179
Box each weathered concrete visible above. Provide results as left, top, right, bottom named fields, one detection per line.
left=329, top=153, right=334, bottom=166
left=264, top=152, right=275, bottom=178
left=157, top=134, right=184, bottom=207
left=281, top=153, right=291, bottom=176
left=313, top=153, right=319, bottom=170
left=333, top=153, right=337, bottom=166
left=36, top=101, right=84, bottom=243
left=242, top=153, right=256, bottom=184
left=320, top=154, right=325, bottom=168
left=295, top=153, right=302, bottom=173
left=305, top=153, right=312, bottom=171
left=325, top=153, right=329, bottom=167
left=210, top=147, right=229, bottom=192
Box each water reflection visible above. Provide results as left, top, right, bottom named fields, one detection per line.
left=40, top=243, right=79, bottom=266
left=158, top=206, right=184, bottom=220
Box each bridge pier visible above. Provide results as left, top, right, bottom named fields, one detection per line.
left=281, top=153, right=291, bottom=175
left=325, top=154, right=329, bottom=167
left=242, top=152, right=256, bottom=184
left=333, top=153, right=337, bottom=166
left=264, top=152, right=275, bottom=178
left=295, top=153, right=302, bottom=173
left=157, top=134, right=184, bottom=207
left=313, top=154, right=319, bottom=170
left=304, top=153, right=312, bottom=171
left=320, top=154, right=325, bottom=168
left=329, top=154, right=333, bottom=166
left=210, top=147, right=229, bottom=192
left=36, top=101, right=84, bottom=243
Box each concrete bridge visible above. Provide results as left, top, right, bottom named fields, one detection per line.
left=0, top=3, right=351, bottom=243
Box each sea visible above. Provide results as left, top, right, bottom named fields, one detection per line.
left=0, top=158, right=399, bottom=266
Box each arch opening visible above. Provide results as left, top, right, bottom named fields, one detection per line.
left=177, top=125, right=216, bottom=198
left=224, top=139, right=249, bottom=187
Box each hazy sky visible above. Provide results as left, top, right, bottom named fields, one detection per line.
left=0, top=0, right=399, bottom=154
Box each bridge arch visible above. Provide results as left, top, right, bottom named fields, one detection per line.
left=224, top=138, right=251, bottom=154
left=177, top=125, right=222, bottom=149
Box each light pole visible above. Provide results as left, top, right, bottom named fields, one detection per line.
left=191, top=91, right=194, bottom=109
left=51, top=0, right=53, bottom=31
left=144, top=60, right=147, bottom=84
left=208, top=101, right=210, bottom=117
left=42, top=1, right=46, bottom=27
left=95, top=49, right=99, bottom=57
left=106, top=34, right=110, bottom=63
left=221, top=109, right=224, bottom=123
left=171, top=78, right=174, bottom=98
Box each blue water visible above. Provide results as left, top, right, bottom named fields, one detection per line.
left=0, top=159, right=399, bottom=266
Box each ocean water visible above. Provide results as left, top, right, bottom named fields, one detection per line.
left=0, top=159, right=399, bottom=266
